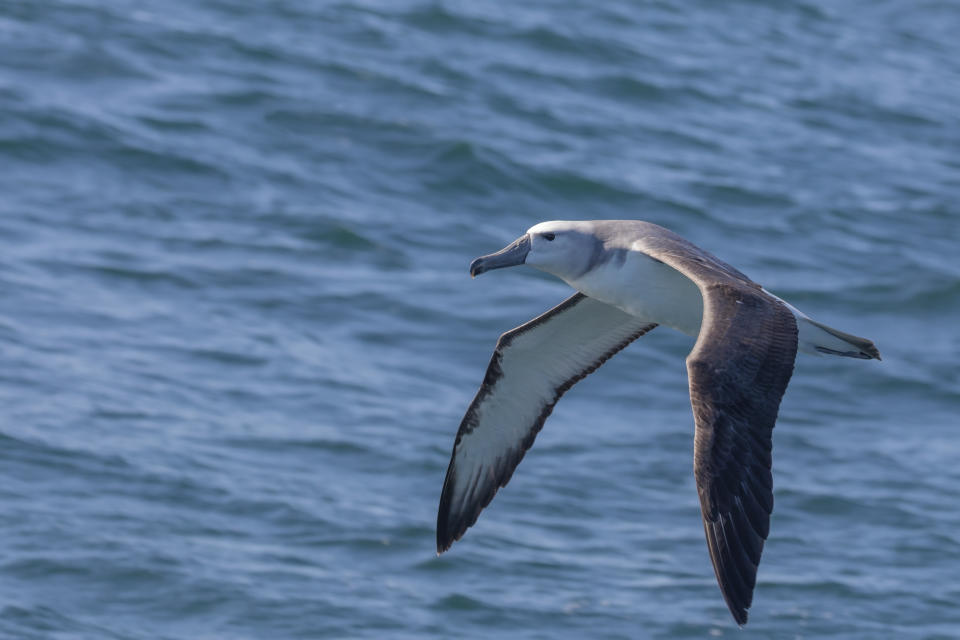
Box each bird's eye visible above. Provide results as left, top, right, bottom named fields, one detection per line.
left=543, top=233, right=556, bottom=241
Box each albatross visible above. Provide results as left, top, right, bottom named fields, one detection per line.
left=436, top=220, right=880, bottom=625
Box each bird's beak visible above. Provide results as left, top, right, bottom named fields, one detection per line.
left=470, top=234, right=531, bottom=277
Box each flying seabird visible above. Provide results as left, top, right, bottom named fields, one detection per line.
left=436, top=220, right=880, bottom=625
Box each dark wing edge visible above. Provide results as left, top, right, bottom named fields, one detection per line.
left=687, top=282, right=798, bottom=625
left=437, top=293, right=657, bottom=553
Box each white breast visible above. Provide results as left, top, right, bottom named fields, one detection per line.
left=565, top=249, right=704, bottom=337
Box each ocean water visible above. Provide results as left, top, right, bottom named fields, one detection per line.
left=1, top=0, right=959, bottom=638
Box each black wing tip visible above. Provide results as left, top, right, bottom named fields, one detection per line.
left=714, top=561, right=757, bottom=628
left=436, top=532, right=453, bottom=555
left=436, top=511, right=469, bottom=554
left=718, top=576, right=751, bottom=626
left=436, top=476, right=463, bottom=554
left=730, top=606, right=749, bottom=626
left=436, top=500, right=467, bottom=553
left=436, top=462, right=501, bottom=557
left=436, top=511, right=453, bottom=553
left=702, top=511, right=762, bottom=628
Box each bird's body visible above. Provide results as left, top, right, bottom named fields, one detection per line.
left=436, top=220, right=880, bottom=625
left=569, top=240, right=703, bottom=335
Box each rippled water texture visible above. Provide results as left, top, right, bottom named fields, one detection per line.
left=1, top=1, right=959, bottom=638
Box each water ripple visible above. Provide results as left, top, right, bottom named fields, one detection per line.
left=2, top=0, right=958, bottom=638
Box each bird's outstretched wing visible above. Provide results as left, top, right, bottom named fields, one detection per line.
left=437, top=293, right=656, bottom=553
left=639, top=235, right=798, bottom=625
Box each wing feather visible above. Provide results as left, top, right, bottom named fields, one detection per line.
left=437, top=293, right=656, bottom=553
left=639, top=235, right=798, bottom=626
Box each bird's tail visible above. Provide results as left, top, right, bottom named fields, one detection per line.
left=797, top=316, right=881, bottom=360
left=766, top=291, right=881, bottom=360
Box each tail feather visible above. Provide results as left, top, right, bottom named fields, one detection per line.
left=767, top=291, right=881, bottom=361
left=804, top=318, right=881, bottom=360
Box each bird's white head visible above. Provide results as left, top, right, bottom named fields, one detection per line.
left=469, top=221, right=599, bottom=281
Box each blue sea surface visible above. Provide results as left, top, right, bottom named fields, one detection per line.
left=1, top=1, right=959, bottom=638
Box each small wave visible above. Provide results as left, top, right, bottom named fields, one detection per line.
left=60, top=261, right=200, bottom=290
left=431, top=593, right=490, bottom=612
left=221, top=435, right=372, bottom=456
left=419, top=140, right=535, bottom=197
left=397, top=4, right=491, bottom=36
